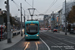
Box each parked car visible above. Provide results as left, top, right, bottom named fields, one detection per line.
left=40, top=28, right=44, bottom=30
left=44, top=28, right=48, bottom=30
left=48, top=26, right=51, bottom=30
left=70, top=28, right=75, bottom=34
left=53, top=29, right=57, bottom=32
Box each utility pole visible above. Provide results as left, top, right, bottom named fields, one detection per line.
left=24, top=10, right=25, bottom=25
left=53, top=12, right=54, bottom=32
left=20, top=3, right=23, bottom=36
left=24, top=10, right=25, bottom=33
left=65, top=0, right=67, bottom=35
left=7, top=0, right=11, bottom=43
left=58, top=13, right=60, bottom=33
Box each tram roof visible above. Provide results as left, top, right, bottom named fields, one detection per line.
left=25, top=20, right=39, bottom=24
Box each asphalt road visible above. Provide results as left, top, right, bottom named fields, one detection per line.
left=4, top=30, right=75, bottom=50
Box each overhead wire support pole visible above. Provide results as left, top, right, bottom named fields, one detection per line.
left=65, top=0, right=67, bottom=35
left=24, top=10, right=25, bottom=33
left=24, top=10, right=25, bottom=24
left=53, top=12, right=54, bottom=32
left=11, top=0, right=25, bottom=36
left=58, top=13, right=60, bottom=33
left=20, top=3, right=23, bottom=36
left=7, top=0, right=12, bottom=43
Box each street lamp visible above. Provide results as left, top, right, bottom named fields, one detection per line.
left=16, top=3, right=23, bottom=36
left=18, top=3, right=25, bottom=36
left=24, top=10, right=25, bottom=34
left=20, top=3, right=23, bottom=36
left=65, top=0, right=67, bottom=35
left=5, top=0, right=12, bottom=43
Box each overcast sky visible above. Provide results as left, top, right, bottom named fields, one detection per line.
left=0, top=0, right=72, bottom=21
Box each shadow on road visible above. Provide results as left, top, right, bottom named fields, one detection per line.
left=25, top=39, right=40, bottom=41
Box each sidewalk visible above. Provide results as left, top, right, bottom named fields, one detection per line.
left=0, top=34, right=24, bottom=50
left=48, top=30, right=75, bottom=38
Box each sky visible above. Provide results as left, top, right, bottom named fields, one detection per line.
left=0, top=0, right=72, bottom=22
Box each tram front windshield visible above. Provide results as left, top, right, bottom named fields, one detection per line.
left=26, top=24, right=38, bottom=33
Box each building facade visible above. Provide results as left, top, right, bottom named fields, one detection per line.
left=43, top=15, right=49, bottom=27
left=39, top=20, right=44, bottom=28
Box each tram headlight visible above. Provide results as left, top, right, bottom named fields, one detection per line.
left=37, top=35, right=39, bottom=36
left=26, top=35, right=28, bottom=37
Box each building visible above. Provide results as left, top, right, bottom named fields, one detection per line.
left=39, top=20, right=44, bottom=28
left=58, top=9, right=62, bottom=26
left=43, top=15, right=50, bottom=27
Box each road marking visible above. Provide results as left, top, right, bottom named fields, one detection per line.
left=24, top=42, right=30, bottom=50
left=40, top=38, right=50, bottom=50
left=35, top=42, right=38, bottom=50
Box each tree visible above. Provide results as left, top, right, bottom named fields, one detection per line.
left=67, top=6, right=75, bottom=23
left=1, top=10, right=20, bottom=28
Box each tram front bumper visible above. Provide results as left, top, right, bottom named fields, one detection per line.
left=25, top=34, right=39, bottom=39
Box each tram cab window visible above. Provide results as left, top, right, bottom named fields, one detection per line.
left=26, top=24, right=38, bottom=33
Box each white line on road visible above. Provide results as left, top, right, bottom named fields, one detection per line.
left=24, top=42, right=30, bottom=50
left=40, top=38, right=50, bottom=50
left=35, top=42, right=38, bottom=50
